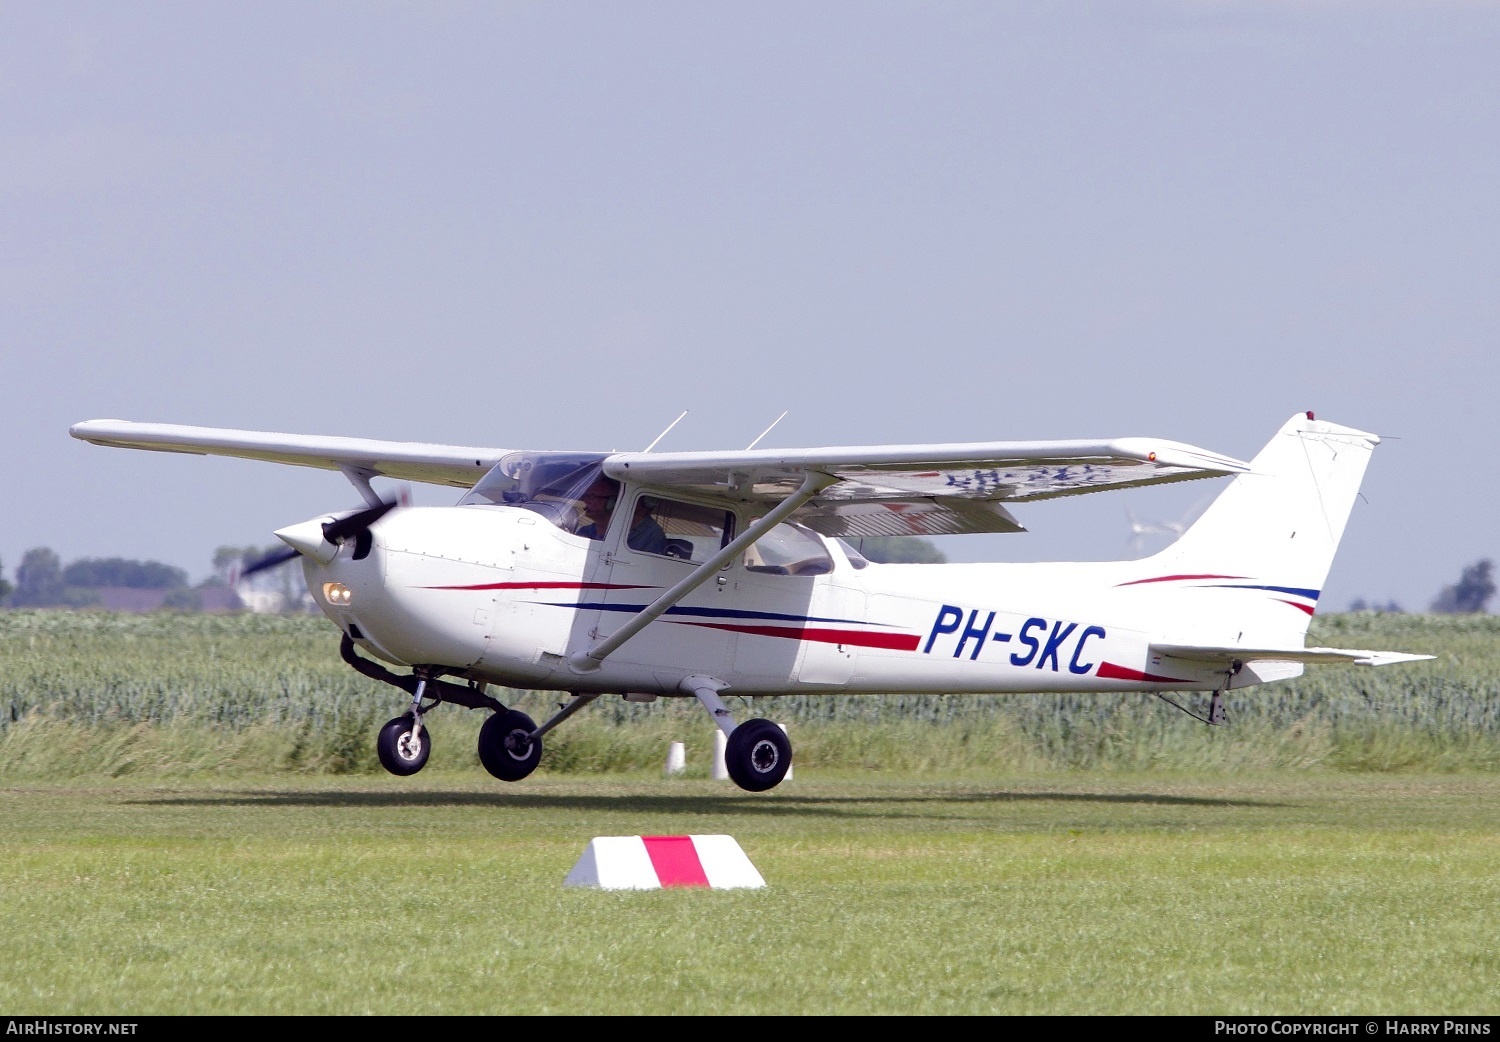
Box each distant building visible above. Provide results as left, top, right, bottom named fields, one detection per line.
left=230, top=585, right=315, bottom=614
left=234, top=587, right=287, bottom=614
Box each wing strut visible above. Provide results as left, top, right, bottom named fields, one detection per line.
left=339, top=465, right=386, bottom=508
left=568, top=471, right=839, bottom=673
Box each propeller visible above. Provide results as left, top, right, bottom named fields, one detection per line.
left=240, top=545, right=300, bottom=578
left=239, top=496, right=399, bottom=579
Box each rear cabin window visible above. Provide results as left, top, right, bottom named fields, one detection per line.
left=744, top=522, right=834, bottom=576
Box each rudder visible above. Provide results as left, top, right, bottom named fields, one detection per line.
left=1143, top=413, right=1379, bottom=624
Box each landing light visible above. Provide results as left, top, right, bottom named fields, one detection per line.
left=323, top=582, right=353, bottom=606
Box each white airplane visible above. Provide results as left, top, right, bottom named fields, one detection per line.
left=71, top=411, right=1429, bottom=792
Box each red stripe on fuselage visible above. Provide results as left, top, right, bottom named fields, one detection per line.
left=1116, top=574, right=1245, bottom=587
left=1278, top=599, right=1316, bottom=615
left=1097, top=660, right=1189, bottom=683
left=642, top=836, right=710, bottom=888
left=676, top=621, right=922, bottom=651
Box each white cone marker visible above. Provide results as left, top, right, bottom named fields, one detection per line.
left=563, top=835, right=766, bottom=889
left=711, top=728, right=728, bottom=780
left=664, top=741, right=686, bottom=776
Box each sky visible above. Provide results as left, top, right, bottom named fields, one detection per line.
left=3, top=1, right=1496, bottom=611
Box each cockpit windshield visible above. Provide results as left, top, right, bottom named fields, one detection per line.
left=459, top=451, right=616, bottom=536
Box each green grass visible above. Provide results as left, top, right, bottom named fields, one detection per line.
left=1, top=773, right=1496, bottom=1014
left=1, top=610, right=1497, bottom=776
left=3, top=612, right=1496, bottom=1012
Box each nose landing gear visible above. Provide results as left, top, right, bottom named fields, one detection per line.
left=342, top=636, right=508, bottom=778
left=341, top=635, right=602, bottom=783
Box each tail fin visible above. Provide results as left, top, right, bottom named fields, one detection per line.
left=1142, top=413, right=1379, bottom=630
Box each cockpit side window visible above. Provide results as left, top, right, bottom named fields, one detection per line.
left=624, top=496, right=736, bottom=563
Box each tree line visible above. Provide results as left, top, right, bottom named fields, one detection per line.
left=0, top=542, right=1493, bottom=614
left=0, top=545, right=306, bottom=612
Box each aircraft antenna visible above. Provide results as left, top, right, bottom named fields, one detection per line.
left=642, top=410, right=689, bottom=452
left=745, top=410, right=788, bottom=451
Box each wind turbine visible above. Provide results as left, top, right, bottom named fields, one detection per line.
left=1124, top=491, right=1215, bottom=556
left=1125, top=507, right=1188, bottom=556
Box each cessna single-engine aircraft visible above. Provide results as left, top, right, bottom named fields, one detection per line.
left=71, top=412, right=1429, bottom=791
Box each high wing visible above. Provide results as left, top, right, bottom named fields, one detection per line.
left=71, top=420, right=1251, bottom=538
left=1154, top=643, right=1435, bottom=668
left=70, top=420, right=509, bottom=489
left=603, top=437, right=1252, bottom=538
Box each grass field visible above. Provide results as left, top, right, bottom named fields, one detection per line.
left=0, top=611, right=1496, bottom=1013
left=2, top=773, right=1497, bottom=1014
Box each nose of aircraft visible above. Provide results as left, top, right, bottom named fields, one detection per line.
left=273, top=515, right=343, bottom=564
left=270, top=498, right=400, bottom=567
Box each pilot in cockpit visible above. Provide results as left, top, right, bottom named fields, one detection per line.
left=576, top=477, right=620, bottom=540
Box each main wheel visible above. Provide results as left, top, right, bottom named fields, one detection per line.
left=376, top=715, right=430, bottom=776
left=724, top=718, right=791, bottom=792
left=477, top=709, right=542, bottom=782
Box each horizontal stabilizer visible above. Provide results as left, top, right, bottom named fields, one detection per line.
left=1154, top=643, right=1434, bottom=668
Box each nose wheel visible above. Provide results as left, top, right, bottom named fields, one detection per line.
left=376, top=714, right=431, bottom=776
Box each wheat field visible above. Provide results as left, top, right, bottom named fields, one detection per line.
left=0, top=609, right=1494, bottom=778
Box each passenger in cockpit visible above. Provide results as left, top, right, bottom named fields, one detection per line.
left=626, top=497, right=669, bottom=556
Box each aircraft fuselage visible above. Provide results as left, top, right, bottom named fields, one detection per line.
left=304, top=501, right=1291, bottom=700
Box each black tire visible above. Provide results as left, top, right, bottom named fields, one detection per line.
left=376, top=715, right=430, bottom=776
left=478, top=709, right=542, bottom=782
left=724, top=718, right=791, bottom=792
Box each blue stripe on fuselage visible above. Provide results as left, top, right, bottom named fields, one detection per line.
left=1206, top=584, right=1320, bottom=600
left=541, top=601, right=878, bottom=626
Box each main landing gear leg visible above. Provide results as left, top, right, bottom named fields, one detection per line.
left=477, top=691, right=603, bottom=783
left=682, top=674, right=737, bottom=736
left=681, top=674, right=792, bottom=793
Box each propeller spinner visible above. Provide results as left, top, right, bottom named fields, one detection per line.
left=240, top=497, right=398, bottom=577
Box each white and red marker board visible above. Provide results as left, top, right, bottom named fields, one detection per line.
left=563, top=835, right=765, bottom=890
